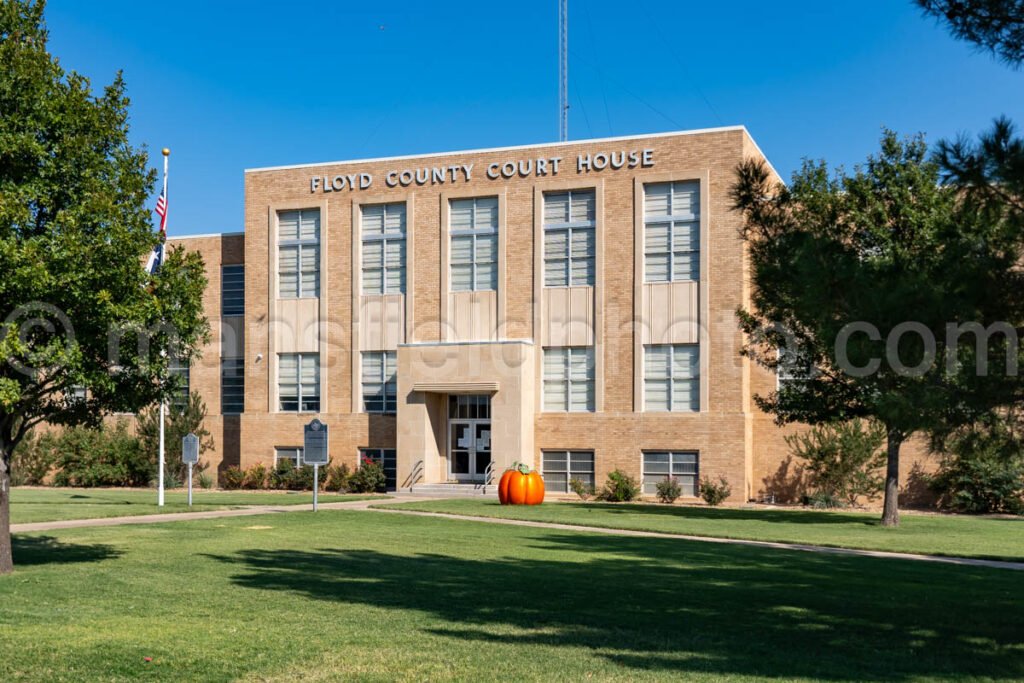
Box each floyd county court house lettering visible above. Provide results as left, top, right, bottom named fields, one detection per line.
left=309, top=148, right=657, bottom=193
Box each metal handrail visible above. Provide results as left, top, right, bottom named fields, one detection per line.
left=402, top=459, right=424, bottom=489
left=483, top=459, right=495, bottom=487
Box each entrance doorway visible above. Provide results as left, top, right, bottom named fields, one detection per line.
left=448, top=395, right=492, bottom=482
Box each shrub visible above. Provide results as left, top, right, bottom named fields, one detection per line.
left=348, top=456, right=386, bottom=493
left=596, top=469, right=641, bottom=502
left=785, top=419, right=886, bottom=506
left=268, top=460, right=300, bottom=490
left=569, top=478, right=595, bottom=501
left=197, top=472, right=214, bottom=490
left=325, top=463, right=352, bottom=493
left=805, top=491, right=844, bottom=509
left=221, top=466, right=245, bottom=490
left=136, top=391, right=213, bottom=486
left=10, top=431, right=55, bottom=486
left=655, top=477, right=683, bottom=504
left=50, top=422, right=154, bottom=487
left=242, top=463, right=267, bottom=490
left=929, top=419, right=1024, bottom=514
left=266, top=460, right=327, bottom=491
left=699, top=476, right=732, bottom=506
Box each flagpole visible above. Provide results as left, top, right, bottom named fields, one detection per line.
left=158, top=148, right=169, bottom=508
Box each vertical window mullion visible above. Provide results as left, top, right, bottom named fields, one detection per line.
left=472, top=234, right=478, bottom=291
left=667, top=346, right=674, bottom=412
left=566, top=350, right=573, bottom=411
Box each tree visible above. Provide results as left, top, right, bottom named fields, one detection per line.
left=136, top=391, right=214, bottom=486
left=732, top=130, right=1024, bottom=526
left=928, top=410, right=1024, bottom=514
left=785, top=420, right=887, bottom=507
left=0, top=0, right=209, bottom=573
left=917, top=1, right=1024, bottom=66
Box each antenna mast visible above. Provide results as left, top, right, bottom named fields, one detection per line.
left=559, top=0, right=568, bottom=141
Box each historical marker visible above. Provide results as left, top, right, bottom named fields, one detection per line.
left=182, top=432, right=200, bottom=506
left=304, top=419, right=329, bottom=510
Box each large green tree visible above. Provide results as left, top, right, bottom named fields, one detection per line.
left=0, top=0, right=208, bottom=573
left=917, top=1, right=1024, bottom=66
left=732, top=130, right=1024, bottom=526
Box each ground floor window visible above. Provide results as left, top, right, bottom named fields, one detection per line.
left=360, top=448, right=397, bottom=490
left=542, top=450, right=595, bottom=493
left=642, top=451, right=698, bottom=496
left=275, top=447, right=304, bottom=468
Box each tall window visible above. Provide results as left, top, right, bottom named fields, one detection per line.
left=644, top=344, right=699, bottom=412
left=644, top=181, right=700, bottom=282
left=543, top=347, right=594, bottom=412
left=279, top=353, right=320, bottom=412
left=362, top=203, right=406, bottom=295
left=361, top=351, right=397, bottom=414
left=168, top=357, right=189, bottom=411
left=542, top=450, right=595, bottom=493
left=222, top=264, right=245, bottom=316
left=642, top=451, right=698, bottom=496
left=278, top=209, right=320, bottom=298
left=221, top=358, right=245, bottom=414
left=544, top=190, right=595, bottom=287
left=450, top=197, right=498, bottom=292
left=360, top=448, right=397, bottom=490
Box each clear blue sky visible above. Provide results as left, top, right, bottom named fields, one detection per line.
left=46, top=0, right=1024, bottom=235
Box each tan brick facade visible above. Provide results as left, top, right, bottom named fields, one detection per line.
left=167, top=127, right=935, bottom=501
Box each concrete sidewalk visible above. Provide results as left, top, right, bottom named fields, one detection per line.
left=10, top=495, right=423, bottom=533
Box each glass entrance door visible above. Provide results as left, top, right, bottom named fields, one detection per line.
left=448, top=395, right=493, bottom=483
left=448, top=419, right=491, bottom=482
left=473, top=422, right=491, bottom=478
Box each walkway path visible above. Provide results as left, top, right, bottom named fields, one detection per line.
left=10, top=495, right=423, bottom=533
left=13, top=496, right=1024, bottom=571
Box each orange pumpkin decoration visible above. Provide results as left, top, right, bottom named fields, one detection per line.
left=498, top=463, right=545, bottom=505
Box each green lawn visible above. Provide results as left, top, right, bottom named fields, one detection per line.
left=374, top=498, right=1024, bottom=562
left=1, top=510, right=1022, bottom=681
left=10, top=488, right=386, bottom=524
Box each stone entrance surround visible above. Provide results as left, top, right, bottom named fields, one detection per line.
left=396, top=340, right=535, bottom=488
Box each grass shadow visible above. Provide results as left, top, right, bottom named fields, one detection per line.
left=206, top=531, right=1023, bottom=680
left=12, top=535, right=122, bottom=566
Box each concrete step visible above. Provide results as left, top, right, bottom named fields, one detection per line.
left=402, top=483, right=498, bottom=497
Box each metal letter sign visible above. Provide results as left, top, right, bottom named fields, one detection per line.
left=304, top=419, right=329, bottom=511
left=182, top=432, right=200, bottom=507
left=182, top=433, right=200, bottom=464
left=303, top=419, right=329, bottom=465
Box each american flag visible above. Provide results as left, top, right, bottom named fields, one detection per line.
left=155, top=187, right=168, bottom=236
left=146, top=187, right=168, bottom=274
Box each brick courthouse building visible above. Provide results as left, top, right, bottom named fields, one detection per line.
left=172, top=126, right=929, bottom=500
